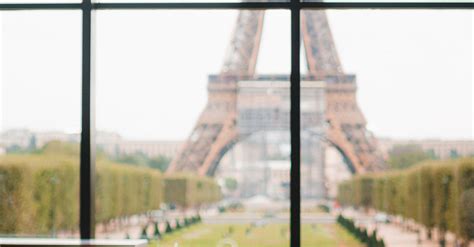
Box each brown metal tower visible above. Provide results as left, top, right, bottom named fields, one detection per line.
left=167, top=10, right=384, bottom=176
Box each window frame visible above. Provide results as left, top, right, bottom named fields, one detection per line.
left=0, top=1, right=472, bottom=246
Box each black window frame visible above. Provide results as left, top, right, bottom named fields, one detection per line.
left=0, top=1, right=472, bottom=246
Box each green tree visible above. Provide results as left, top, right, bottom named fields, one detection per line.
left=224, top=177, right=238, bottom=192
left=114, top=152, right=149, bottom=167
left=113, top=152, right=170, bottom=172
left=6, top=144, right=23, bottom=154
left=388, top=144, right=435, bottom=170
left=28, top=135, right=37, bottom=152
left=148, top=156, right=171, bottom=172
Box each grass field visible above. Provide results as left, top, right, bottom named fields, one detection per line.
left=149, top=223, right=362, bottom=247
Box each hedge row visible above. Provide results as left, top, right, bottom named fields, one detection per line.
left=337, top=158, right=474, bottom=242
left=164, top=174, right=222, bottom=209
left=0, top=154, right=220, bottom=235
left=0, top=154, right=80, bottom=234
left=95, top=160, right=163, bottom=223
left=337, top=215, right=385, bottom=247
left=140, top=215, right=202, bottom=240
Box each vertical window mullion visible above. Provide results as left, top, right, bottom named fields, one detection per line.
left=80, top=0, right=96, bottom=239
left=290, top=3, right=301, bottom=247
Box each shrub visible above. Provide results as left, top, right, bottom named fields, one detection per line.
left=0, top=154, right=79, bottom=234
left=456, top=158, right=474, bottom=242
left=95, top=159, right=163, bottom=223
left=337, top=158, right=474, bottom=244
left=0, top=154, right=163, bottom=235
left=432, top=162, right=456, bottom=238
left=417, top=163, right=435, bottom=237
left=153, top=222, right=161, bottom=239
left=0, top=151, right=219, bottom=236
left=337, top=214, right=382, bottom=246
left=164, top=174, right=221, bottom=209
left=165, top=221, right=173, bottom=233
left=140, top=226, right=148, bottom=239
left=175, top=219, right=181, bottom=230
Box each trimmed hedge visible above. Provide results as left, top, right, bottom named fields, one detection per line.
left=142, top=214, right=202, bottom=240
left=0, top=153, right=220, bottom=235
left=0, top=154, right=163, bottom=235
left=164, top=173, right=221, bottom=209
left=95, top=160, right=163, bottom=223
left=0, top=154, right=80, bottom=235
left=337, top=158, right=474, bottom=243
left=337, top=215, right=385, bottom=247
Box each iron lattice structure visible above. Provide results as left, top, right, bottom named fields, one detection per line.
left=168, top=10, right=385, bottom=176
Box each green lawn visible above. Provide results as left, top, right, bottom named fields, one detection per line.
left=149, top=223, right=362, bottom=247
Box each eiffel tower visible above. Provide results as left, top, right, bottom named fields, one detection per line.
left=167, top=10, right=385, bottom=176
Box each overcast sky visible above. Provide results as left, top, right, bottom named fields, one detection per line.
left=1, top=9, right=472, bottom=140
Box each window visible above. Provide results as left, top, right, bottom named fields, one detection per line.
left=0, top=1, right=471, bottom=247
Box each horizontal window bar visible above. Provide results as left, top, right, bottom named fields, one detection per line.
left=0, top=3, right=81, bottom=10
left=94, top=2, right=474, bottom=10
left=94, top=2, right=290, bottom=9
left=0, top=2, right=472, bottom=10
left=301, top=2, right=474, bottom=9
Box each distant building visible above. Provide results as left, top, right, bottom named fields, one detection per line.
left=101, top=140, right=183, bottom=158
left=0, top=129, right=79, bottom=150
left=35, top=131, right=79, bottom=147
left=0, top=129, right=33, bottom=148
left=0, top=129, right=183, bottom=159
left=379, top=138, right=474, bottom=159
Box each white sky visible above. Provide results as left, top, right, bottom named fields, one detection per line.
left=1, top=9, right=473, bottom=140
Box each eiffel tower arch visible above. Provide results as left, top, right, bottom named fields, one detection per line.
left=167, top=10, right=385, bottom=177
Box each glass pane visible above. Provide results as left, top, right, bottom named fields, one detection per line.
left=95, top=10, right=291, bottom=246
left=301, top=9, right=473, bottom=247
left=0, top=11, right=81, bottom=238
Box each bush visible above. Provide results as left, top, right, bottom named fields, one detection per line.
left=417, top=163, right=435, bottom=237
left=153, top=222, right=161, bottom=239
left=0, top=149, right=219, bottom=236
left=456, top=159, right=474, bottom=241
left=0, top=154, right=163, bottom=235
left=0, top=154, right=79, bottom=234
left=165, top=221, right=173, bottom=233
left=140, top=226, right=148, bottom=239
left=432, top=162, right=456, bottom=238
left=337, top=158, right=474, bottom=243
left=337, top=214, right=384, bottom=246
left=95, top=159, right=163, bottom=223
left=164, top=174, right=221, bottom=209
left=175, top=219, right=181, bottom=230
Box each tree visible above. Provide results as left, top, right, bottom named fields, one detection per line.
left=224, top=177, right=238, bottom=192
left=6, top=144, right=23, bottom=154
left=388, top=144, right=435, bottom=170
left=165, top=221, right=173, bottom=233
left=28, top=135, right=37, bottom=152
left=140, top=226, right=148, bottom=239
left=114, top=152, right=149, bottom=167
left=148, top=156, right=171, bottom=172
left=113, top=152, right=170, bottom=172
